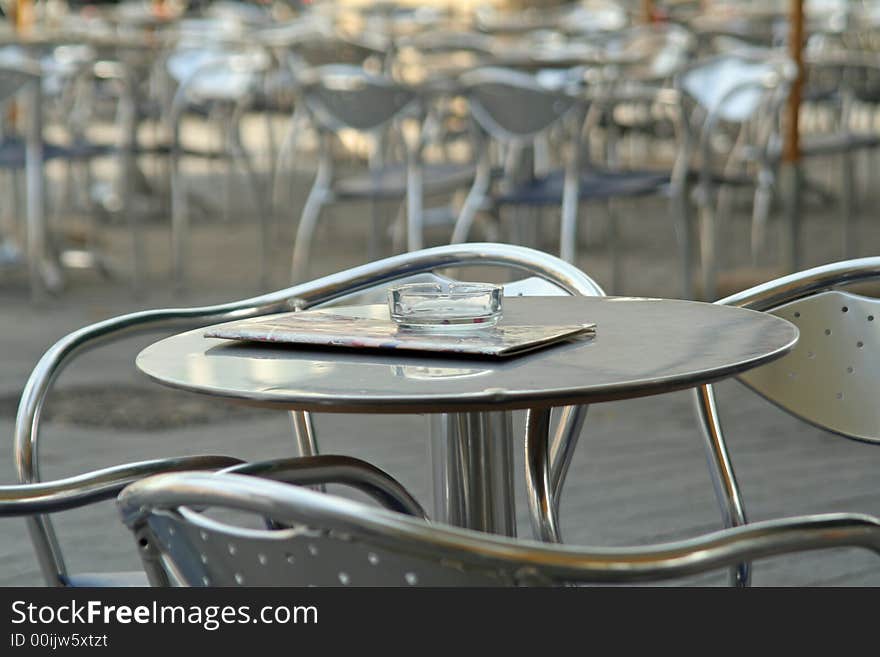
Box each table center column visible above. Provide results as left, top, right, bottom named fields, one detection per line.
left=429, top=411, right=517, bottom=537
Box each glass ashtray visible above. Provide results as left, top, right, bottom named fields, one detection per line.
left=388, top=282, right=503, bottom=330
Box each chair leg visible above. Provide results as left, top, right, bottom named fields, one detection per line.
left=548, top=404, right=588, bottom=505
left=229, top=111, right=272, bottom=289
left=290, top=184, right=327, bottom=283
left=451, top=152, right=491, bottom=244
left=698, top=202, right=718, bottom=302
left=671, top=182, right=694, bottom=299
left=289, top=410, right=324, bottom=493
left=693, top=384, right=750, bottom=587
left=170, top=138, right=188, bottom=293
left=606, top=200, right=622, bottom=294
left=559, top=196, right=578, bottom=264
left=270, top=106, right=305, bottom=241
left=781, top=162, right=802, bottom=274
left=524, top=407, right=561, bottom=543
left=841, top=151, right=855, bottom=258
left=290, top=410, right=319, bottom=456
left=369, top=198, right=382, bottom=261
left=751, top=173, right=774, bottom=266
left=406, top=159, right=424, bottom=252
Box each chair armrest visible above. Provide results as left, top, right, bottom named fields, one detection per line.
left=0, top=455, right=242, bottom=516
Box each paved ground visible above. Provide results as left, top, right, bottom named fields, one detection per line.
left=1, top=133, right=879, bottom=586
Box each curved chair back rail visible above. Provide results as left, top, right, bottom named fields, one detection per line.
left=15, top=243, right=603, bottom=585
left=298, top=64, right=419, bottom=133
left=119, top=472, right=880, bottom=587
left=695, top=256, right=880, bottom=587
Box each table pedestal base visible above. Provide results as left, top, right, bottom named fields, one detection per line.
left=429, top=412, right=517, bottom=537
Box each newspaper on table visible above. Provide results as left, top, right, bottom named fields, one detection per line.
left=204, top=310, right=595, bottom=358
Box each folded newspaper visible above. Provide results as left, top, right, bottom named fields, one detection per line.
left=204, top=310, right=595, bottom=358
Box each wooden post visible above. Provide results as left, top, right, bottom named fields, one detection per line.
left=641, top=0, right=654, bottom=24
left=14, top=0, right=34, bottom=32
left=782, top=0, right=805, bottom=273
left=783, top=0, right=804, bottom=164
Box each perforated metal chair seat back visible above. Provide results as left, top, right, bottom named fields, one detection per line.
left=143, top=511, right=512, bottom=587
left=460, top=67, right=579, bottom=140
left=120, top=471, right=880, bottom=588
left=737, top=290, right=880, bottom=443
left=299, top=65, right=418, bottom=133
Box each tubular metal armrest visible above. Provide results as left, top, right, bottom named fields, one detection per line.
left=221, top=455, right=428, bottom=519
left=717, top=257, right=880, bottom=311
left=119, top=473, right=880, bottom=585
left=0, top=455, right=242, bottom=516
left=15, top=243, right=603, bottom=585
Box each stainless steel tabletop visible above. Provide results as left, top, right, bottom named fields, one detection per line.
left=136, top=296, right=799, bottom=413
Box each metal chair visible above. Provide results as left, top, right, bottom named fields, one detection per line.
left=119, top=469, right=880, bottom=586
left=694, top=257, right=880, bottom=587
left=671, top=51, right=796, bottom=300
left=286, top=64, right=476, bottom=281
left=162, top=26, right=275, bottom=291
left=0, top=44, right=143, bottom=295
left=14, top=242, right=602, bottom=585
left=0, top=55, right=55, bottom=298
left=712, top=38, right=880, bottom=261
left=0, top=454, right=242, bottom=586
left=590, top=23, right=697, bottom=162
left=0, top=453, right=422, bottom=586
left=451, top=66, right=668, bottom=290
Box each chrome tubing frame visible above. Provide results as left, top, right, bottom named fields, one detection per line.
left=14, top=242, right=602, bottom=585
left=119, top=472, right=880, bottom=586
left=694, top=256, right=880, bottom=587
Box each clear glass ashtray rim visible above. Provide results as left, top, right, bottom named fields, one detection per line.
left=387, top=281, right=504, bottom=330
left=388, top=281, right=504, bottom=300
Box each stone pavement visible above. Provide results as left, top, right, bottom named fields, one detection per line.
left=1, top=152, right=879, bottom=586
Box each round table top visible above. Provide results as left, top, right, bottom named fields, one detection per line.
left=136, top=296, right=798, bottom=414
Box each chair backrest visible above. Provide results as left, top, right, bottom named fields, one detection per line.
left=719, top=257, right=880, bottom=444
left=679, top=53, right=795, bottom=124
left=605, top=23, right=696, bottom=80
left=122, top=472, right=518, bottom=587
left=118, top=471, right=880, bottom=587
left=297, top=64, right=418, bottom=133
left=459, top=67, right=581, bottom=141
left=736, top=289, right=880, bottom=443
left=165, top=46, right=268, bottom=103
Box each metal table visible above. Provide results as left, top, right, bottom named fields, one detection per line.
left=136, top=296, right=798, bottom=536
